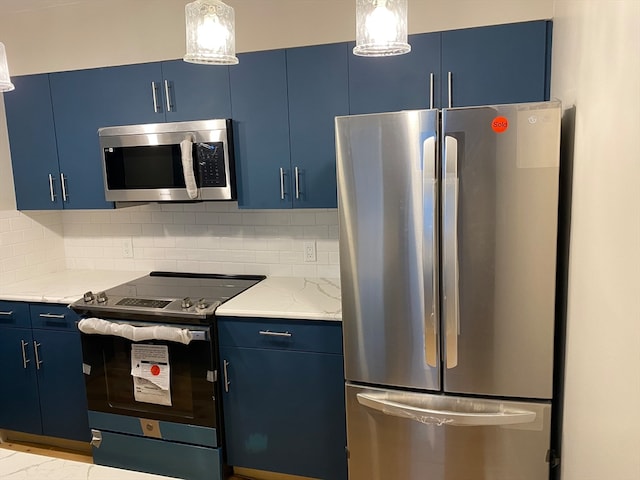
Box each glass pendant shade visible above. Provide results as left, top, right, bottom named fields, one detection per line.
left=184, top=0, right=239, bottom=65
left=0, top=42, right=15, bottom=92
left=353, top=0, right=411, bottom=57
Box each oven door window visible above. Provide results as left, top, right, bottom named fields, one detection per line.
left=82, top=332, right=216, bottom=428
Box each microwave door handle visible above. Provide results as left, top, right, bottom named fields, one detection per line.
left=180, top=135, right=199, bottom=199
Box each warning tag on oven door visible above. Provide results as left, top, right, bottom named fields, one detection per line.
left=131, top=344, right=172, bottom=406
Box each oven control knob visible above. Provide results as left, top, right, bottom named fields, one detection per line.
left=96, top=291, right=108, bottom=303
left=83, top=291, right=95, bottom=303
left=196, top=298, right=208, bottom=310
left=181, top=297, right=193, bottom=309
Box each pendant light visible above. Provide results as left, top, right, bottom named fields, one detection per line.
left=0, top=42, right=15, bottom=92
left=184, top=0, right=239, bottom=65
left=353, top=0, right=411, bottom=57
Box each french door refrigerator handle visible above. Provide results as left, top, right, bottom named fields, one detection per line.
left=356, top=392, right=536, bottom=427
left=423, top=135, right=438, bottom=367
left=443, top=135, right=459, bottom=369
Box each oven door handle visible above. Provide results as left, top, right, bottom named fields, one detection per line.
left=77, top=318, right=204, bottom=344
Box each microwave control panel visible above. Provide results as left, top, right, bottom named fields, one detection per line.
left=196, top=142, right=227, bottom=187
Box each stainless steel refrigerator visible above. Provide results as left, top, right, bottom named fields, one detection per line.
left=335, top=101, right=562, bottom=480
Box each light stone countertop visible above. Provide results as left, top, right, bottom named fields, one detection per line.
left=0, top=448, right=181, bottom=480
left=215, top=276, right=342, bottom=321
left=0, top=270, right=147, bottom=305
left=0, top=271, right=342, bottom=321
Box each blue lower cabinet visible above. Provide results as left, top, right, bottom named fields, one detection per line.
left=220, top=326, right=348, bottom=480
left=0, top=302, right=89, bottom=442
left=92, top=430, right=222, bottom=480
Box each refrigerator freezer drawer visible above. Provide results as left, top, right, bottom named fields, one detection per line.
left=346, top=383, right=551, bottom=480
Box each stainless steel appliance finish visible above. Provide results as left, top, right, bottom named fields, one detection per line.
left=336, top=101, right=562, bottom=480
left=99, top=119, right=235, bottom=202
left=346, top=383, right=552, bottom=480
left=72, top=271, right=264, bottom=480
left=71, top=271, right=262, bottom=322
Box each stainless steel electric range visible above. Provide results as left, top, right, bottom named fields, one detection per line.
left=70, top=271, right=265, bottom=480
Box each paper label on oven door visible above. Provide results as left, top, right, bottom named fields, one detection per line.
left=131, top=344, right=172, bottom=406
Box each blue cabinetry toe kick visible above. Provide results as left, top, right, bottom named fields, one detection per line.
left=88, top=411, right=223, bottom=480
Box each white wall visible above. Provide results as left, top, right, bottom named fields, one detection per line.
left=0, top=0, right=554, bottom=75
left=550, top=1, right=640, bottom=479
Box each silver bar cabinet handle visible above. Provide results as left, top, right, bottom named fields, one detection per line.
left=447, top=71, right=453, bottom=108
left=443, top=135, right=460, bottom=369
left=223, top=360, right=230, bottom=393
left=164, top=80, right=172, bottom=112
left=429, top=73, right=434, bottom=109
left=422, top=135, right=438, bottom=368
left=294, top=166, right=300, bottom=200
left=34, top=341, right=43, bottom=370
left=48, top=174, right=56, bottom=202
left=0, top=311, right=14, bottom=316
left=60, top=173, right=68, bottom=202
left=151, top=81, right=160, bottom=113
left=279, top=167, right=286, bottom=200
left=259, top=330, right=292, bottom=338
left=39, top=313, right=66, bottom=319
left=21, top=340, right=30, bottom=369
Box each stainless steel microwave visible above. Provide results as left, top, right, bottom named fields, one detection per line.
left=99, top=119, right=235, bottom=202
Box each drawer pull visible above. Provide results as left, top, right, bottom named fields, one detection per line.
left=0, top=311, right=14, bottom=316
left=259, top=330, right=292, bottom=338
left=39, top=313, right=66, bottom=319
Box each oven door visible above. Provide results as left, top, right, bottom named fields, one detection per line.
left=80, top=320, right=217, bottom=430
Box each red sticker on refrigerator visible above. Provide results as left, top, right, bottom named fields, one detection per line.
left=491, top=116, right=509, bottom=133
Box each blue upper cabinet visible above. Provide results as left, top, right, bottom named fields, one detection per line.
left=230, top=49, right=291, bottom=209
left=441, top=20, right=551, bottom=107
left=161, top=60, right=232, bottom=121
left=232, top=44, right=349, bottom=209
left=4, top=75, right=64, bottom=210
left=349, top=21, right=551, bottom=114
left=49, top=63, right=163, bottom=210
left=286, top=43, right=349, bottom=209
left=7, top=60, right=231, bottom=210
left=348, top=32, right=442, bottom=114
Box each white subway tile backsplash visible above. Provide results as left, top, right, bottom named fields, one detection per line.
left=0, top=209, right=65, bottom=287
left=1, top=203, right=341, bottom=285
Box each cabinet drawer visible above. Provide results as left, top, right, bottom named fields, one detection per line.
left=30, top=304, right=80, bottom=330
left=0, top=301, right=30, bottom=327
left=217, top=317, right=343, bottom=354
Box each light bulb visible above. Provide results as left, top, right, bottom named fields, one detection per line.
left=365, top=4, right=398, bottom=45
left=197, top=15, right=229, bottom=51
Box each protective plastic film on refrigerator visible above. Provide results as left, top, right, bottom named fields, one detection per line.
left=336, top=101, right=562, bottom=480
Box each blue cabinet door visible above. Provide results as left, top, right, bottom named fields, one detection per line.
left=49, top=63, right=164, bottom=209
left=348, top=32, right=442, bottom=114
left=287, top=43, right=349, bottom=209
left=161, top=60, right=232, bottom=122
left=441, top=21, right=551, bottom=107
left=33, top=328, right=90, bottom=441
left=3, top=74, right=63, bottom=210
left=220, top=345, right=347, bottom=480
left=230, top=50, right=291, bottom=209
left=0, top=327, right=42, bottom=435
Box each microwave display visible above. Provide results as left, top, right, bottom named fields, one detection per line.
left=104, top=141, right=227, bottom=190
